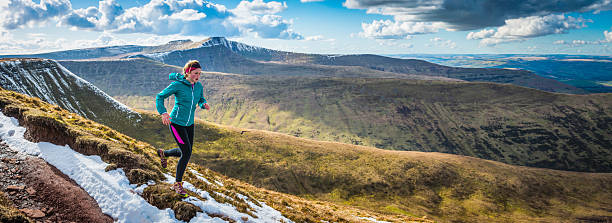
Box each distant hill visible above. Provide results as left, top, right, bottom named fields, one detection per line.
left=132, top=37, right=582, bottom=94
left=0, top=58, right=140, bottom=132
left=393, top=54, right=612, bottom=93
left=129, top=43, right=459, bottom=80
left=58, top=58, right=183, bottom=96
left=8, top=36, right=578, bottom=93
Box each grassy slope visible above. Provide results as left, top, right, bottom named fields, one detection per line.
left=60, top=59, right=611, bottom=172
left=2, top=86, right=611, bottom=222
left=116, top=73, right=611, bottom=172
left=117, top=108, right=612, bottom=223
left=0, top=87, right=428, bottom=222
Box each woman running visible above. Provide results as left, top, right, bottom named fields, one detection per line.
left=155, top=60, right=209, bottom=197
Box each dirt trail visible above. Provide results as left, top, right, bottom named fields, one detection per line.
left=0, top=140, right=113, bottom=222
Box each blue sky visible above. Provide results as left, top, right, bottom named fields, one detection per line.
left=1, top=0, right=612, bottom=55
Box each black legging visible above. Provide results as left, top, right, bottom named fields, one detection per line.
left=163, top=122, right=194, bottom=182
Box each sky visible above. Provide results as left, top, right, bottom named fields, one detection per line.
left=1, top=0, right=612, bottom=55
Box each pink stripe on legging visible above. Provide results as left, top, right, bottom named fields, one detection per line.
left=171, top=125, right=184, bottom=144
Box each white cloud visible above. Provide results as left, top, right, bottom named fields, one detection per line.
left=527, top=46, right=537, bottom=51
left=0, top=30, right=69, bottom=54
left=233, top=0, right=286, bottom=15
left=429, top=37, right=457, bottom=48
left=467, top=14, right=591, bottom=46
left=466, top=29, right=495, bottom=40
left=0, top=31, right=202, bottom=54
left=98, top=0, right=122, bottom=27
left=605, top=30, right=612, bottom=42
left=360, top=20, right=444, bottom=39
left=344, top=0, right=611, bottom=31
left=305, top=35, right=323, bottom=41
left=303, top=35, right=335, bottom=42
left=553, top=40, right=567, bottom=44
left=572, top=40, right=587, bottom=45
left=229, top=1, right=302, bottom=40
left=375, top=39, right=413, bottom=48
left=163, top=9, right=207, bottom=21
left=0, top=0, right=72, bottom=30
left=1, top=0, right=302, bottom=40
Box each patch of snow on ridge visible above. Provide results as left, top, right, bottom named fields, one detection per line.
left=164, top=173, right=293, bottom=223
left=189, top=169, right=212, bottom=185
left=141, top=51, right=171, bottom=62
left=0, top=109, right=293, bottom=223
left=357, top=216, right=391, bottom=223
left=200, top=37, right=262, bottom=53
left=0, top=111, right=178, bottom=223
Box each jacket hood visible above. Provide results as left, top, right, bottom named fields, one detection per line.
left=169, top=73, right=192, bottom=86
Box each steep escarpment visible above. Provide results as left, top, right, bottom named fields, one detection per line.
left=0, top=58, right=140, bottom=133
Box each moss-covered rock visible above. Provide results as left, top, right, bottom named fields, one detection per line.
left=142, top=184, right=202, bottom=221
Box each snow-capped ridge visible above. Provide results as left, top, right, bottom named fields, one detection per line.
left=200, top=37, right=266, bottom=53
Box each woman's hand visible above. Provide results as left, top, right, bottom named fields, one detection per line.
left=161, top=113, right=171, bottom=125
left=203, top=103, right=210, bottom=110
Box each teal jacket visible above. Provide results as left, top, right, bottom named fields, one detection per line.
left=156, top=73, right=207, bottom=126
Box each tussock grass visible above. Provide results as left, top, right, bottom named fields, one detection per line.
left=0, top=191, right=31, bottom=223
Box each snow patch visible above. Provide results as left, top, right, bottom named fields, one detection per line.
left=165, top=172, right=293, bottom=223
left=0, top=110, right=292, bottom=222
left=357, top=216, right=391, bottom=223
left=0, top=111, right=178, bottom=223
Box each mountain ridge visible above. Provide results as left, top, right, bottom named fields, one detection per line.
left=1, top=37, right=583, bottom=93
left=132, top=37, right=586, bottom=94
left=0, top=58, right=140, bottom=130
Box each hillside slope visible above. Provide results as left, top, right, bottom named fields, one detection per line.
left=117, top=109, right=612, bottom=223
left=0, top=88, right=428, bottom=222
left=194, top=74, right=611, bottom=172
left=1, top=84, right=610, bottom=222
left=94, top=69, right=611, bottom=172
left=0, top=58, right=140, bottom=131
